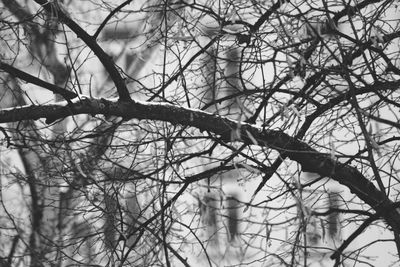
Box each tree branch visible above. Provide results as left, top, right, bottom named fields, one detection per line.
left=33, top=0, right=132, bottom=101
left=93, top=0, right=133, bottom=39
left=0, top=62, right=77, bottom=99
left=251, top=0, right=290, bottom=32
left=331, top=201, right=400, bottom=262
left=1, top=97, right=400, bottom=231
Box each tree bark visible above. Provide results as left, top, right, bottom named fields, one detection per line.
left=1, top=97, right=399, bottom=232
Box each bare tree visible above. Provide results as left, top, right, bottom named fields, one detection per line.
left=1, top=0, right=400, bottom=266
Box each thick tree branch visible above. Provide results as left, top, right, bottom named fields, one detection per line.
left=33, top=0, right=132, bottom=101
left=1, top=97, right=400, bottom=231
